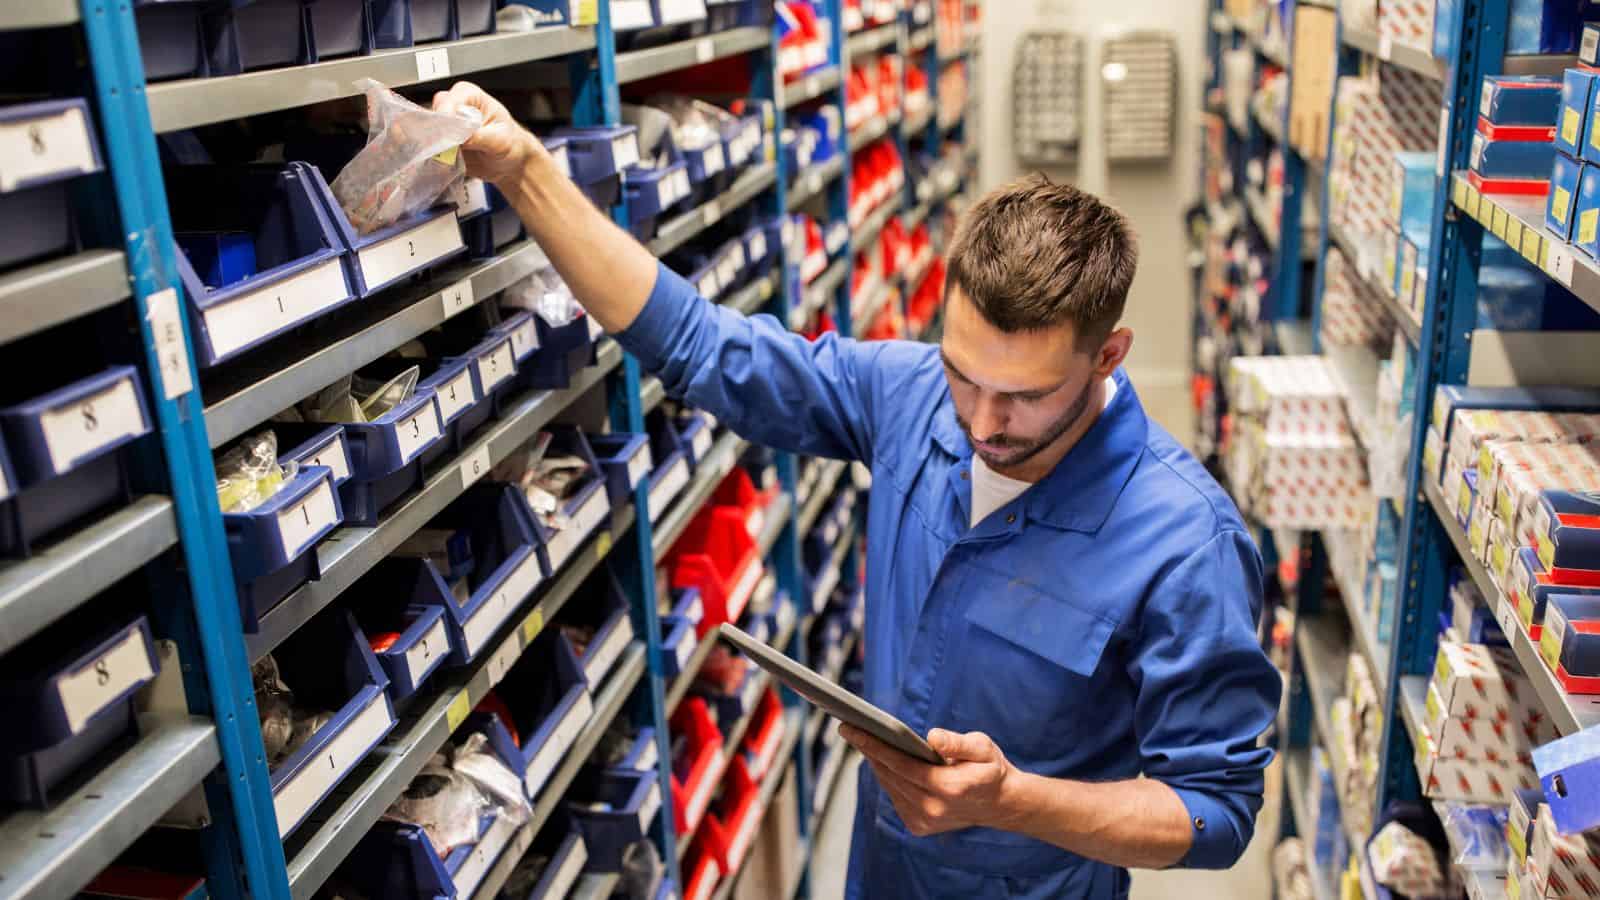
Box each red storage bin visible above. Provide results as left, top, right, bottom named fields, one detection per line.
left=669, top=698, right=727, bottom=836
left=740, top=687, right=788, bottom=782
left=669, top=503, right=766, bottom=636
left=701, top=756, right=764, bottom=874
left=682, top=834, right=722, bottom=900
left=711, top=467, right=777, bottom=542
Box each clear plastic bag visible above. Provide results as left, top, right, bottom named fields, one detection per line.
left=504, top=267, right=587, bottom=328
left=452, top=732, right=531, bottom=826
left=650, top=96, right=735, bottom=155
left=384, top=757, right=487, bottom=854
left=301, top=367, right=419, bottom=426
left=332, top=79, right=483, bottom=235
left=216, top=430, right=296, bottom=513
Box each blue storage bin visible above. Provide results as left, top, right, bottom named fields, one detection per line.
left=744, top=223, right=772, bottom=273
left=269, top=608, right=397, bottom=838
left=588, top=431, right=653, bottom=509
left=224, top=464, right=343, bottom=630
left=168, top=163, right=357, bottom=367
left=644, top=410, right=692, bottom=521
left=579, top=172, right=623, bottom=211
left=555, top=571, right=635, bottom=685
left=423, top=485, right=552, bottom=664
left=306, top=0, right=372, bottom=58
left=490, top=308, right=540, bottom=373
left=520, top=312, right=598, bottom=391
left=674, top=411, right=715, bottom=468
left=134, top=0, right=210, bottom=81
left=701, top=665, right=762, bottom=731
left=681, top=139, right=728, bottom=185
left=625, top=160, right=693, bottom=234
left=291, top=161, right=467, bottom=297
left=462, top=189, right=523, bottom=258
left=566, top=767, right=663, bottom=872
left=661, top=614, right=697, bottom=677
left=723, top=114, right=764, bottom=171
left=0, top=99, right=103, bottom=271
left=444, top=331, right=519, bottom=419
left=0, top=366, right=152, bottom=557
left=0, top=613, right=158, bottom=808
left=537, top=427, right=613, bottom=573
left=548, top=126, right=642, bottom=183
left=508, top=813, right=591, bottom=900
left=368, top=0, right=415, bottom=47
left=656, top=877, right=679, bottom=900
left=686, top=256, right=723, bottom=302
left=372, top=355, right=482, bottom=458
left=343, top=565, right=451, bottom=704
left=204, top=0, right=313, bottom=75
left=410, top=0, right=454, bottom=43
left=277, top=423, right=354, bottom=487
left=335, top=387, right=446, bottom=525
left=617, top=726, right=659, bottom=772
left=501, top=629, right=593, bottom=800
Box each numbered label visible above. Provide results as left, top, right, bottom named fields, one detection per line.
left=275, top=476, right=338, bottom=559
left=613, top=134, right=641, bottom=170
left=402, top=615, right=449, bottom=688
left=626, top=442, right=655, bottom=488
left=634, top=738, right=658, bottom=773
left=297, top=434, right=350, bottom=484
left=433, top=366, right=477, bottom=425
left=274, top=692, right=394, bottom=837
left=691, top=425, right=714, bottom=461
left=141, top=287, right=195, bottom=402
left=508, top=317, right=539, bottom=360
left=476, top=340, right=517, bottom=393
left=40, top=374, right=148, bottom=476
left=451, top=813, right=517, bottom=897
left=1547, top=241, right=1578, bottom=287
left=525, top=691, right=594, bottom=798
left=358, top=214, right=463, bottom=291
left=449, top=178, right=490, bottom=218
left=393, top=403, right=443, bottom=465
left=649, top=457, right=690, bottom=519
left=58, top=626, right=155, bottom=735
left=586, top=614, right=633, bottom=683
left=440, top=277, right=476, bottom=320
left=459, top=444, right=493, bottom=490
left=415, top=47, right=451, bottom=81
left=639, top=781, right=663, bottom=832
left=0, top=104, right=96, bottom=192
left=674, top=628, right=695, bottom=669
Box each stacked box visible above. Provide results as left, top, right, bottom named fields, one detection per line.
left=1379, top=0, right=1436, bottom=55
left=1321, top=247, right=1395, bottom=349
left=1330, top=70, right=1444, bottom=255
left=1527, top=803, right=1600, bottom=897
left=1368, top=821, right=1447, bottom=897
left=1428, top=641, right=1558, bottom=755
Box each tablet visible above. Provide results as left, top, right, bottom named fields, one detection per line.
left=718, top=623, right=945, bottom=765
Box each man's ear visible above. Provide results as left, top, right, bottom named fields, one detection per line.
left=1093, top=327, right=1133, bottom=376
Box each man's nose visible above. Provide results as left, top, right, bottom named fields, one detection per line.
left=969, top=393, right=1007, bottom=441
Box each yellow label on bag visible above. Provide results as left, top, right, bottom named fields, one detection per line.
left=433, top=146, right=460, bottom=166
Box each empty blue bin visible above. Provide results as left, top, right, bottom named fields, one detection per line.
left=554, top=571, right=635, bottom=685
left=519, top=311, right=597, bottom=391
left=133, top=0, right=211, bottom=81
left=306, top=0, right=373, bottom=58
left=625, top=160, right=692, bottom=236
left=566, top=767, right=662, bottom=872
left=269, top=607, right=396, bottom=839
left=343, top=565, right=451, bottom=704
left=0, top=613, right=159, bottom=808
left=0, top=99, right=103, bottom=271
left=335, top=386, right=446, bottom=525
left=223, top=463, right=343, bottom=631
left=490, top=308, right=540, bottom=373
left=501, top=629, right=593, bottom=800
left=204, top=0, right=313, bottom=74
left=681, top=139, right=727, bottom=186
left=0, top=366, right=152, bottom=557
left=409, top=0, right=454, bottom=43
left=512, top=813, right=591, bottom=900
left=588, top=431, right=653, bottom=510
left=167, top=163, right=357, bottom=367
left=644, top=411, right=692, bottom=523
left=536, top=427, right=613, bottom=573
left=425, top=485, right=552, bottom=665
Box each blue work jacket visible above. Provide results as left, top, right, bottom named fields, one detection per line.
left=618, top=264, right=1280, bottom=899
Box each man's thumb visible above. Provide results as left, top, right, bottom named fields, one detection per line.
left=928, top=728, right=990, bottom=761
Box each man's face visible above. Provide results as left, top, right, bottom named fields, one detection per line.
left=939, top=287, right=1106, bottom=474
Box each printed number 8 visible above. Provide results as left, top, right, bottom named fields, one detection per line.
left=82, top=401, right=98, bottom=431
left=95, top=659, right=111, bottom=686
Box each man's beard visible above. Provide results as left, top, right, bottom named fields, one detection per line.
left=957, top=377, right=1096, bottom=471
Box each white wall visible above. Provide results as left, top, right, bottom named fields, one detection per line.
left=975, top=1, right=1208, bottom=438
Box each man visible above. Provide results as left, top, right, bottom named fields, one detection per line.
left=435, top=81, right=1279, bottom=899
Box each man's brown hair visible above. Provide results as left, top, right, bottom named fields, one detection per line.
left=945, top=174, right=1138, bottom=348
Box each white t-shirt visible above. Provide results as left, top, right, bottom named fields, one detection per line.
left=969, top=377, right=1118, bottom=528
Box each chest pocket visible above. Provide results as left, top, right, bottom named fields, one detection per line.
left=945, top=578, right=1117, bottom=764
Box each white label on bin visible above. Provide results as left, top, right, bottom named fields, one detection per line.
left=525, top=690, right=593, bottom=797
left=459, top=444, right=492, bottom=490
left=612, top=0, right=654, bottom=28
left=508, top=317, right=539, bottom=360
left=704, top=143, right=726, bottom=176
left=415, top=47, right=451, bottom=81
left=687, top=755, right=724, bottom=829
left=685, top=595, right=703, bottom=625
left=547, top=488, right=610, bottom=570
left=697, top=271, right=720, bottom=298
left=746, top=507, right=764, bottom=539
left=551, top=145, right=572, bottom=180
left=450, top=179, right=490, bottom=218
left=730, top=798, right=763, bottom=870
left=649, top=457, right=690, bottom=517
left=1585, top=26, right=1600, bottom=65
left=639, top=781, right=663, bottom=832
left=472, top=552, right=544, bottom=657
left=1548, top=241, right=1578, bottom=287
left=613, top=134, right=641, bottom=171
left=814, top=562, right=840, bottom=611
left=741, top=670, right=764, bottom=713
left=0, top=104, right=96, bottom=191
left=403, top=615, right=449, bottom=686
left=358, top=214, right=463, bottom=291
left=752, top=716, right=784, bottom=777
left=749, top=231, right=767, bottom=262
left=547, top=837, right=589, bottom=900
left=804, top=75, right=822, bottom=99
left=143, top=287, right=194, bottom=402
left=673, top=169, right=692, bottom=201
left=40, top=374, right=147, bottom=476
left=728, top=559, right=762, bottom=624
left=691, top=426, right=714, bottom=461
left=587, top=614, right=633, bottom=682
left=434, top=367, right=477, bottom=425
left=634, top=739, right=658, bottom=772
left=274, top=691, right=393, bottom=837
left=394, top=404, right=443, bottom=465
left=656, top=179, right=676, bottom=210
left=440, top=277, right=476, bottom=320
left=452, top=811, right=517, bottom=897
left=674, top=627, right=695, bottom=670
left=688, top=862, right=720, bottom=900
left=299, top=434, right=350, bottom=484
left=58, top=626, right=155, bottom=735
left=276, top=476, right=338, bottom=560
left=1470, top=132, right=1486, bottom=172
left=476, top=341, right=516, bottom=393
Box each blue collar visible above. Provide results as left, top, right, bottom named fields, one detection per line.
left=930, top=368, right=1149, bottom=533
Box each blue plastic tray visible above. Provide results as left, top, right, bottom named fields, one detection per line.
left=588, top=431, right=653, bottom=510
left=501, top=630, right=592, bottom=800
left=554, top=570, right=635, bottom=684
left=514, top=813, right=591, bottom=900
left=224, top=464, right=343, bottom=630
left=335, top=387, right=445, bottom=525
left=644, top=411, right=692, bottom=521
left=547, top=126, right=642, bottom=184
left=518, top=314, right=597, bottom=391
left=306, top=0, right=373, bottom=59
left=536, top=428, right=613, bottom=573
left=566, top=766, right=663, bottom=872
left=204, top=0, right=313, bottom=75
left=344, top=563, right=452, bottom=704
left=133, top=0, right=210, bottom=81
left=424, top=485, right=552, bottom=665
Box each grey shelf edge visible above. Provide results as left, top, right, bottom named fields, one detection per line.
left=0, top=0, right=78, bottom=29
left=0, top=716, right=219, bottom=900
left=797, top=460, right=847, bottom=536
left=846, top=23, right=901, bottom=58
left=1339, top=26, right=1447, bottom=80
left=571, top=874, right=622, bottom=900
left=641, top=374, right=666, bottom=416
left=759, top=492, right=794, bottom=560
left=782, top=67, right=842, bottom=109
left=787, top=156, right=845, bottom=211
left=468, top=645, right=647, bottom=900
left=1282, top=747, right=1337, bottom=900
left=1297, top=613, right=1349, bottom=757
left=784, top=837, right=813, bottom=900
left=1450, top=173, right=1600, bottom=318
left=901, top=252, right=935, bottom=296
left=847, top=115, right=898, bottom=154
left=285, top=508, right=636, bottom=900
left=713, top=713, right=807, bottom=900
left=852, top=278, right=892, bottom=337
left=813, top=521, right=857, bottom=610
left=1422, top=479, right=1600, bottom=735
left=727, top=271, right=779, bottom=317
left=0, top=495, right=177, bottom=658
left=652, top=430, right=749, bottom=561
left=903, top=196, right=933, bottom=233
left=246, top=342, right=623, bottom=663
left=649, top=163, right=779, bottom=258
left=616, top=27, right=771, bottom=83
left=0, top=249, right=130, bottom=346
left=1328, top=221, right=1424, bottom=345
left=148, top=27, right=598, bottom=132
left=205, top=237, right=555, bottom=448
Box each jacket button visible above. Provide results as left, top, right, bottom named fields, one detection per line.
left=1193, top=816, right=1206, bottom=831
left=1005, top=514, right=1016, bottom=524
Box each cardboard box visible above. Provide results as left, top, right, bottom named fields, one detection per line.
left=1431, top=386, right=1600, bottom=460
left=1557, top=69, right=1600, bottom=158
left=1578, top=160, right=1600, bottom=258
left=1535, top=490, right=1600, bottom=580
left=1424, top=681, right=1539, bottom=760
left=1509, top=786, right=1544, bottom=865
left=1540, top=594, right=1600, bottom=687
left=1414, top=720, right=1539, bottom=803
left=1481, top=75, right=1564, bottom=127
left=1527, top=803, right=1600, bottom=897
left=1549, top=150, right=1584, bottom=240
left=1368, top=821, right=1447, bottom=897
left=1433, top=640, right=1535, bottom=718
left=1532, top=725, right=1600, bottom=837
left=1389, top=151, right=1437, bottom=233
left=1473, top=131, right=1558, bottom=180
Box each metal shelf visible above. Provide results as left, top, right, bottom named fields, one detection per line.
left=787, top=156, right=845, bottom=210
left=203, top=237, right=554, bottom=449
left=147, top=27, right=598, bottom=132
left=1451, top=173, right=1600, bottom=318
left=616, top=27, right=770, bottom=82
left=782, top=66, right=842, bottom=109
left=711, top=713, right=806, bottom=900
left=1326, top=221, right=1421, bottom=344
left=0, top=717, right=219, bottom=900
left=903, top=195, right=934, bottom=232
left=1275, top=320, right=1314, bottom=356
left=468, top=645, right=646, bottom=900
left=812, top=521, right=857, bottom=611
left=852, top=277, right=892, bottom=336
left=1422, top=479, right=1600, bottom=735
left=854, top=199, right=898, bottom=256
left=846, top=23, right=900, bottom=58
left=0, top=1, right=78, bottom=29
left=1339, top=26, right=1447, bottom=80
left=652, top=430, right=748, bottom=561
left=1325, top=526, right=1390, bottom=683
left=727, top=271, right=779, bottom=317
left=245, top=342, right=623, bottom=663
left=1297, top=613, right=1349, bottom=754
left=571, top=874, right=622, bottom=900
left=284, top=508, right=636, bottom=899
left=0, top=250, right=130, bottom=346
left=759, top=493, right=794, bottom=559
left=649, top=163, right=779, bottom=258
left=791, top=259, right=849, bottom=330
left=1282, top=747, right=1338, bottom=900
left=797, top=460, right=847, bottom=536
left=1397, top=674, right=1427, bottom=751
left=909, top=27, right=934, bottom=51
left=0, top=496, right=177, bottom=658
left=718, top=611, right=799, bottom=766
left=847, top=113, right=899, bottom=153
left=641, top=375, right=666, bottom=415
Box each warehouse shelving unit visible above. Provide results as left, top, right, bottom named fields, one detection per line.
left=0, top=1, right=982, bottom=898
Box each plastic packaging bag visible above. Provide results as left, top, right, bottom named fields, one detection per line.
left=301, top=367, right=419, bottom=426
left=452, top=732, right=531, bottom=826
left=332, top=79, right=483, bottom=235
left=384, top=758, right=486, bottom=854
left=618, top=840, right=664, bottom=900
left=503, top=267, right=587, bottom=328
left=216, top=430, right=296, bottom=513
